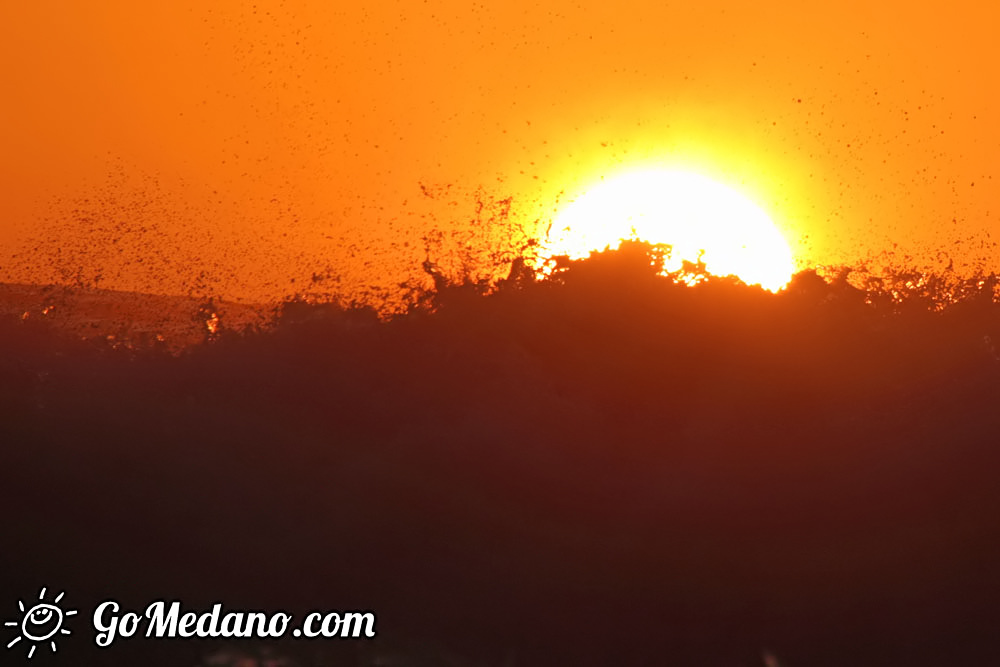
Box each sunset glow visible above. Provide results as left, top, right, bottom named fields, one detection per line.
left=2, top=2, right=999, bottom=302
left=4, top=2, right=1000, bottom=664
left=543, top=170, right=796, bottom=291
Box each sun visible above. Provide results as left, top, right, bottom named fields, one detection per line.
left=542, top=169, right=796, bottom=291
left=4, top=588, right=76, bottom=660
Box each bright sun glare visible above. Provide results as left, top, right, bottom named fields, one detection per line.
left=543, top=169, right=796, bottom=291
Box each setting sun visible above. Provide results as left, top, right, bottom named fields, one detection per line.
left=542, top=170, right=796, bottom=291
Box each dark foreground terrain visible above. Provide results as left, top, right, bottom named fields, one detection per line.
left=3, top=245, right=1000, bottom=666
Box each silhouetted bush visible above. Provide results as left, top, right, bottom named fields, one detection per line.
left=3, top=246, right=1000, bottom=666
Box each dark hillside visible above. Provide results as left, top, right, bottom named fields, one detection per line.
left=3, top=246, right=1000, bottom=666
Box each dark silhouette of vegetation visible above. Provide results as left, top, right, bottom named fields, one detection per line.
left=2, top=244, right=1000, bottom=666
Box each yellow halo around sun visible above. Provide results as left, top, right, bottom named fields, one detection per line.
left=542, top=169, right=796, bottom=291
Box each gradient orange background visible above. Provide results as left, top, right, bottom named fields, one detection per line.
left=2, top=1, right=998, bottom=301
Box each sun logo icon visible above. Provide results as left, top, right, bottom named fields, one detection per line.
left=4, top=588, right=77, bottom=659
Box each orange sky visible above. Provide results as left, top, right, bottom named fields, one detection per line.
left=2, top=1, right=998, bottom=301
